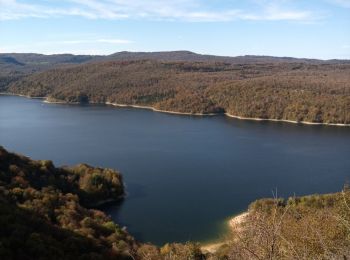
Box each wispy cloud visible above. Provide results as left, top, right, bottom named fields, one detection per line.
left=0, top=0, right=99, bottom=20
left=0, top=0, right=323, bottom=22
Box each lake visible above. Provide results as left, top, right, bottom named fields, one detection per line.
left=0, top=95, right=349, bottom=245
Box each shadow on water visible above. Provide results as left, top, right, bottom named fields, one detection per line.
left=124, top=183, right=149, bottom=200
left=97, top=184, right=148, bottom=242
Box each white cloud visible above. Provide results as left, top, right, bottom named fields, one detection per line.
left=0, top=0, right=321, bottom=22
left=0, top=0, right=100, bottom=20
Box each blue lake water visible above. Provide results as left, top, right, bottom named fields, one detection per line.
left=0, top=95, right=349, bottom=245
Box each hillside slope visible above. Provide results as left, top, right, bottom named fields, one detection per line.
left=0, top=146, right=204, bottom=259
left=2, top=50, right=349, bottom=92
left=6, top=59, right=350, bottom=124
left=0, top=53, right=101, bottom=91
left=214, top=189, right=350, bottom=259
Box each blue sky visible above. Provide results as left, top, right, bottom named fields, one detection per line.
left=0, top=0, right=349, bottom=59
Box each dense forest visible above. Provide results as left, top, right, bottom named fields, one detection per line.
left=0, top=53, right=102, bottom=91
left=3, top=51, right=329, bottom=91
left=1, top=146, right=350, bottom=259
left=4, top=57, right=350, bottom=124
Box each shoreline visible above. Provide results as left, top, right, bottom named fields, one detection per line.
left=1, top=93, right=349, bottom=126
left=0, top=92, right=45, bottom=99
left=201, top=212, right=249, bottom=254
left=86, top=195, right=125, bottom=208
left=105, top=101, right=218, bottom=116
left=224, top=113, right=350, bottom=127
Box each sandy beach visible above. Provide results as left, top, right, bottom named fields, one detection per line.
left=228, top=212, right=249, bottom=231
left=201, top=212, right=249, bottom=254
left=105, top=101, right=218, bottom=116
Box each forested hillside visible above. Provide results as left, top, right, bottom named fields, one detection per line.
left=3, top=50, right=324, bottom=88
left=0, top=146, right=204, bottom=260
left=0, top=146, right=135, bottom=259
left=213, top=188, right=350, bottom=259
left=2, top=51, right=315, bottom=92
left=0, top=53, right=101, bottom=91
left=5, top=59, right=350, bottom=124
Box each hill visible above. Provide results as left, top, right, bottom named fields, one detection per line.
left=2, top=50, right=349, bottom=92
left=0, top=145, right=136, bottom=259
left=0, top=146, right=204, bottom=259
left=214, top=188, right=350, bottom=259
left=5, top=58, right=350, bottom=124
left=107, top=51, right=350, bottom=65
left=0, top=53, right=102, bottom=91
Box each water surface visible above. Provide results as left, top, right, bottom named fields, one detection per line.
left=1, top=95, right=349, bottom=245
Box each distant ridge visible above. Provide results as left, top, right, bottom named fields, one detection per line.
left=106, top=51, right=337, bottom=64
left=2, top=50, right=349, bottom=90
left=0, top=56, right=25, bottom=66
left=1, top=51, right=349, bottom=66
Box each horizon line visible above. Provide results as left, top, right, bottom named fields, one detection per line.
left=1, top=50, right=350, bottom=61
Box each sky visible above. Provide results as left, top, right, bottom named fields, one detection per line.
left=0, top=0, right=349, bottom=59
